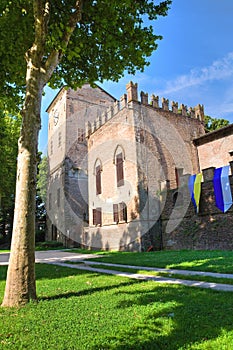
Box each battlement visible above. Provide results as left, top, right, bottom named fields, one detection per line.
left=86, top=82, right=205, bottom=138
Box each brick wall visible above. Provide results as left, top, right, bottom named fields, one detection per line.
left=161, top=165, right=233, bottom=250
left=195, top=125, right=233, bottom=171
left=47, top=84, right=115, bottom=246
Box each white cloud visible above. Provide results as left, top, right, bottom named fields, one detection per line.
left=159, top=52, right=233, bottom=95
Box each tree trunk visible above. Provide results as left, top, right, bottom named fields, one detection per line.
left=1, top=63, right=44, bottom=307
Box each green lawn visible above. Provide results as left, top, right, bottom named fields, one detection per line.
left=0, top=263, right=233, bottom=349
left=75, top=249, right=233, bottom=274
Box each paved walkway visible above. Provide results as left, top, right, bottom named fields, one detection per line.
left=1, top=250, right=233, bottom=292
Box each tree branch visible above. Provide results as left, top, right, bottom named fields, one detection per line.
left=44, top=0, right=83, bottom=82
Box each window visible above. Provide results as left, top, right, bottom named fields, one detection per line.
left=116, top=152, right=124, bottom=187
left=119, top=202, right=127, bottom=222
left=78, top=128, right=84, bottom=143
left=113, top=202, right=127, bottom=223
left=96, top=165, right=102, bottom=195
left=93, top=207, right=102, bottom=226
left=113, top=204, right=119, bottom=223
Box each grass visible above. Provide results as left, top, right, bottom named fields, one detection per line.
left=74, top=249, right=233, bottom=274
left=0, top=263, right=233, bottom=349
left=78, top=263, right=233, bottom=286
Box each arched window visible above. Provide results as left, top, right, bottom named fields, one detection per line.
left=114, top=145, right=125, bottom=187
left=94, top=159, right=102, bottom=195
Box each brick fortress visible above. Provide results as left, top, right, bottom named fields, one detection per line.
left=46, top=83, right=233, bottom=251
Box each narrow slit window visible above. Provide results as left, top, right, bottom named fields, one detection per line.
left=116, top=153, right=124, bottom=187
left=96, top=165, right=102, bottom=195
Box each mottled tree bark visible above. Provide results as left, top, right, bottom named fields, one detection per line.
left=1, top=0, right=83, bottom=307
left=1, top=61, right=44, bottom=306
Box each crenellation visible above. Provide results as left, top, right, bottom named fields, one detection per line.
left=85, top=121, right=91, bottom=138
left=151, top=94, right=159, bottom=108
left=171, top=101, right=178, bottom=114
left=96, top=114, right=101, bottom=129
left=107, top=105, right=114, bottom=121
left=87, top=82, right=205, bottom=138
left=180, top=104, right=187, bottom=116
left=120, top=94, right=127, bottom=108
left=188, top=107, right=195, bottom=118
left=113, top=100, right=120, bottom=114
left=126, top=81, right=138, bottom=102
left=91, top=120, right=96, bottom=133
left=162, top=97, right=169, bottom=111
left=141, top=91, right=149, bottom=105
left=195, top=104, right=205, bottom=121
left=102, top=111, right=108, bottom=124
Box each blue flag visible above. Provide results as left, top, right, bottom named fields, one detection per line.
left=213, top=165, right=233, bottom=213
left=188, top=173, right=202, bottom=213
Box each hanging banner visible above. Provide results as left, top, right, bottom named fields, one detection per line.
left=213, top=165, right=233, bottom=213
left=188, top=173, right=202, bottom=213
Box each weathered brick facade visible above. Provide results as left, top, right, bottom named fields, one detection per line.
left=47, top=84, right=115, bottom=246
left=47, top=82, right=233, bottom=251
left=85, top=82, right=206, bottom=251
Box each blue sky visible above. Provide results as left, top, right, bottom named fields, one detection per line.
left=39, top=0, right=233, bottom=153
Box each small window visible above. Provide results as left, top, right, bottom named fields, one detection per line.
left=113, top=202, right=127, bottom=223
left=119, top=202, right=127, bottom=222
left=78, top=128, right=84, bottom=143
left=116, top=153, right=124, bottom=187
left=96, top=165, right=102, bottom=195
left=93, top=207, right=102, bottom=226
left=113, top=204, right=119, bottom=223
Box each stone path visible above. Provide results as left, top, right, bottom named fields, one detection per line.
left=1, top=250, right=233, bottom=292
left=48, top=259, right=233, bottom=292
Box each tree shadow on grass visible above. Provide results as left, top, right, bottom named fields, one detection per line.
left=92, top=283, right=233, bottom=350
left=38, top=278, right=143, bottom=302
left=0, top=263, right=89, bottom=282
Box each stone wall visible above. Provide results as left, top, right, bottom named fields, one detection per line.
left=161, top=164, right=233, bottom=250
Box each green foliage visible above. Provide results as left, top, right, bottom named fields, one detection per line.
left=37, top=155, right=48, bottom=204
left=0, top=110, right=21, bottom=236
left=0, top=0, right=172, bottom=101
left=204, top=115, right=230, bottom=132
left=0, top=263, right=233, bottom=349
left=36, top=155, right=47, bottom=229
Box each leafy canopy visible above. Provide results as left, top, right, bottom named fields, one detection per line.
left=204, top=115, right=230, bottom=132
left=0, top=0, right=172, bottom=102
